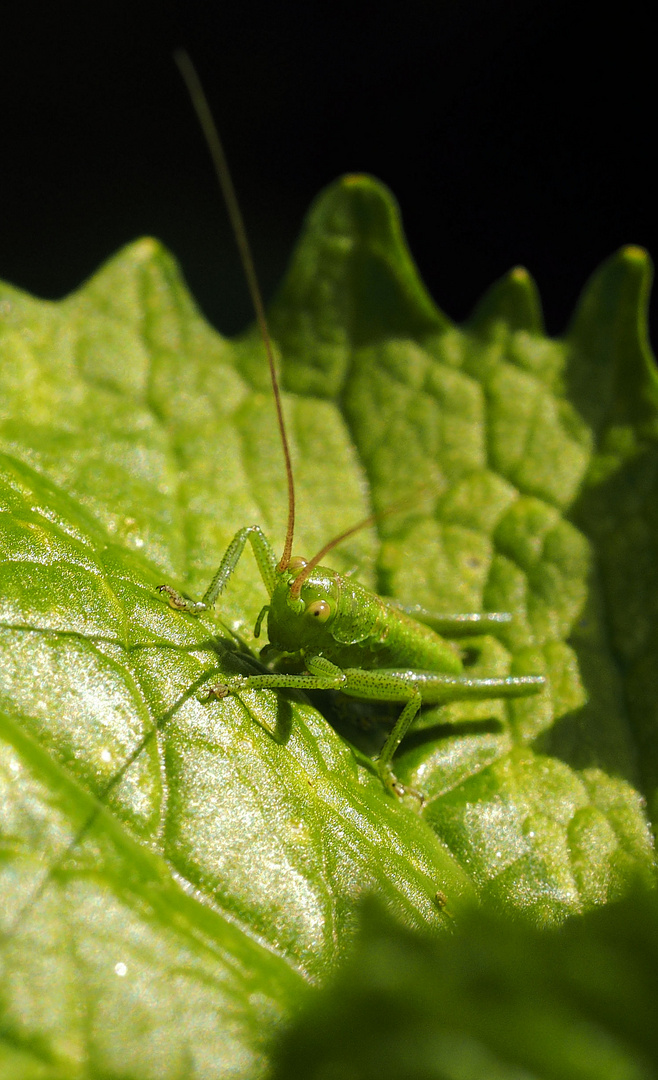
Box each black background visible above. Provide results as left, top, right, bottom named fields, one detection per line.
left=2, top=1, right=655, bottom=342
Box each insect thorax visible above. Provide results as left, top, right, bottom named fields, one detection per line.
left=266, top=565, right=463, bottom=674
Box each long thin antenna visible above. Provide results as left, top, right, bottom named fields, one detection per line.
left=289, top=511, right=379, bottom=598
left=174, top=49, right=295, bottom=572
left=289, top=485, right=434, bottom=598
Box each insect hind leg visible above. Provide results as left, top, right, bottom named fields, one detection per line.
left=395, top=605, right=514, bottom=638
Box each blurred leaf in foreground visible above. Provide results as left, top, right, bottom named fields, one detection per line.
left=271, top=891, right=658, bottom=1080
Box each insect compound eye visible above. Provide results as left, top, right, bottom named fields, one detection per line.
left=287, top=556, right=308, bottom=571
left=305, top=599, right=332, bottom=622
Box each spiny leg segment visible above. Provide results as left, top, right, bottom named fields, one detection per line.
left=157, top=526, right=279, bottom=613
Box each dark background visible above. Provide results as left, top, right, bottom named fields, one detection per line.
left=2, top=1, right=654, bottom=342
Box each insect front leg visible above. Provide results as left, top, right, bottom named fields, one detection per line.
left=158, top=525, right=278, bottom=613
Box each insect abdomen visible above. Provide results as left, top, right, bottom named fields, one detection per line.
left=368, top=601, right=463, bottom=672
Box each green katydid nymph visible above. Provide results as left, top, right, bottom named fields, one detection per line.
left=159, top=52, right=546, bottom=800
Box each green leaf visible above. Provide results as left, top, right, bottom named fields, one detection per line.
left=0, top=705, right=307, bottom=1079
left=0, top=176, right=656, bottom=1072
left=270, top=891, right=658, bottom=1080
left=269, top=177, right=656, bottom=920
left=0, top=220, right=472, bottom=1076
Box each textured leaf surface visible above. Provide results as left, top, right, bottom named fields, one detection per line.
left=271, top=893, right=658, bottom=1080
left=0, top=704, right=306, bottom=1080
left=269, top=179, right=656, bottom=919
left=0, top=176, right=656, bottom=1074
